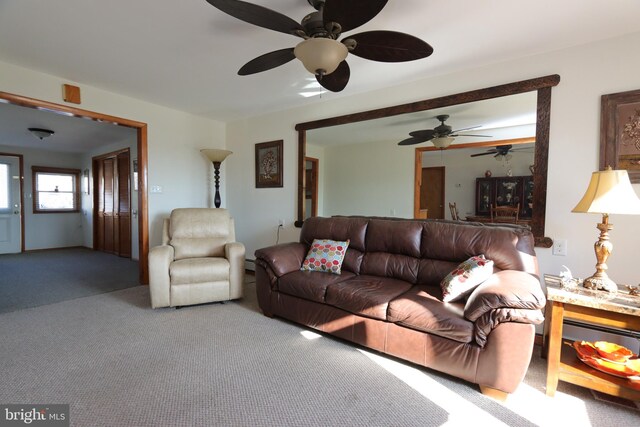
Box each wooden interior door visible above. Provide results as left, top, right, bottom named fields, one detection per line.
left=420, top=166, right=445, bottom=219
left=94, top=149, right=131, bottom=257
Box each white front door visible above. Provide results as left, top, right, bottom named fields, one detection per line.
left=0, top=155, right=21, bottom=254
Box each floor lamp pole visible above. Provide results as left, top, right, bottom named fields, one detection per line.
left=213, top=161, right=222, bottom=208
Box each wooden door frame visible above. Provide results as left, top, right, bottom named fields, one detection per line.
left=0, top=91, right=149, bottom=284
left=0, top=152, right=25, bottom=252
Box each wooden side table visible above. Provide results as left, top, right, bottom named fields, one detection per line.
left=543, top=274, right=640, bottom=401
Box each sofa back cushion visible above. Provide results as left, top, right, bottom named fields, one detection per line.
left=300, top=216, right=368, bottom=274
left=169, top=208, right=231, bottom=260
left=360, top=219, right=423, bottom=284
left=418, top=221, right=538, bottom=282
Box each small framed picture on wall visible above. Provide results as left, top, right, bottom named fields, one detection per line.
left=255, top=140, right=283, bottom=188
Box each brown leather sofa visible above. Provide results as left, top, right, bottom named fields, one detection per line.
left=254, top=216, right=545, bottom=398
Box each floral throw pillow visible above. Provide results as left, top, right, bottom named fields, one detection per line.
left=440, top=255, right=494, bottom=302
left=300, top=239, right=350, bottom=274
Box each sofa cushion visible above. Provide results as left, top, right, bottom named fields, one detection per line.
left=278, top=270, right=355, bottom=303
left=361, top=252, right=420, bottom=284
left=420, top=221, right=538, bottom=275
left=301, top=239, right=349, bottom=274
left=440, top=255, right=494, bottom=302
left=300, top=216, right=368, bottom=252
left=387, top=285, right=474, bottom=344
left=366, top=219, right=422, bottom=257
left=325, top=275, right=412, bottom=320
left=170, top=257, right=229, bottom=285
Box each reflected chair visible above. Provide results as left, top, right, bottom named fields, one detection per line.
left=491, top=203, right=520, bottom=223
left=449, top=202, right=460, bottom=221
left=149, top=208, right=245, bottom=308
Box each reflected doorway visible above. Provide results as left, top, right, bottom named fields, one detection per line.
left=305, top=157, right=318, bottom=219
left=421, top=167, right=445, bottom=219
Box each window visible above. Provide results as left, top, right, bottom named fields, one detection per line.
left=32, top=166, right=80, bottom=213
left=0, top=163, right=8, bottom=210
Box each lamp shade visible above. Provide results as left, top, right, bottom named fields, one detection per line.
left=572, top=168, right=640, bottom=215
left=201, top=149, right=232, bottom=163
left=432, top=136, right=454, bottom=149
left=294, top=38, right=348, bottom=76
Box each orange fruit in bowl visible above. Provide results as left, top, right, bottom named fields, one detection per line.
left=593, top=341, right=634, bottom=363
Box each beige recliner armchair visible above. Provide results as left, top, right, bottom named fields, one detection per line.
left=149, top=208, right=245, bottom=308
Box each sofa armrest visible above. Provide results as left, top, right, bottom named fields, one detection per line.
left=148, top=245, right=174, bottom=308
left=254, top=242, right=308, bottom=278
left=225, top=242, right=245, bottom=300
left=464, top=270, right=546, bottom=346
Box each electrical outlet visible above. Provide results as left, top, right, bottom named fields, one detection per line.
left=278, top=219, right=285, bottom=227
left=552, top=239, right=568, bottom=256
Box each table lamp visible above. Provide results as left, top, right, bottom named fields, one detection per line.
left=201, top=149, right=232, bottom=208
left=572, top=167, right=640, bottom=292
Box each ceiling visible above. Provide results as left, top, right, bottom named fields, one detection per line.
left=1, top=0, right=640, bottom=123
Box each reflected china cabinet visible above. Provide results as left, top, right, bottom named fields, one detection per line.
left=475, top=175, right=533, bottom=218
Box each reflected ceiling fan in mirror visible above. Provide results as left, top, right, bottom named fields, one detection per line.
left=397, top=114, right=491, bottom=148
left=204, top=0, right=434, bottom=92
left=470, top=144, right=532, bottom=161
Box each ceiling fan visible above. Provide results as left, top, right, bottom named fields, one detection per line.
left=470, top=144, right=532, bottom=160
left=204, top=0, right=434, bottom=92
left=397, top=114, right=491, bottom=147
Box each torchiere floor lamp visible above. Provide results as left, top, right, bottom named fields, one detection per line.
left=201, top=149, right=233, bottom=208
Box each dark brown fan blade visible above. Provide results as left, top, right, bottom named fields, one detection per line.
left=450, top=134, right=492, bottom=138
left=205, top=0, right=303, bottom=36
left=316, top=61, right=350, bottom=92
left=470, top=150, right=498, bottom=157
left=409, top=129, right=436, bottom=139
left=347, top=31, right=433, bottom=62
left=238, top=48, right=296, bottom=75
left=398, top=136, right=429, bottom=146
left=323, top=0, right=388, bottom=33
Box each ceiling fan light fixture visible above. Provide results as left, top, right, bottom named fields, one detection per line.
left=28, top=128, right=55, bottom=140
left=432, top=136, right=455, bottom=149
left=294, top=38, right=348, bottom=76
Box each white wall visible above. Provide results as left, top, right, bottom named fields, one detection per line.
left=0, top=144, right=84, bottom=249
left=0, top=60, right=227, bottom=249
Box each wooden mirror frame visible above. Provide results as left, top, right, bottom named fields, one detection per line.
left=295, top=75, right=560, bottom=247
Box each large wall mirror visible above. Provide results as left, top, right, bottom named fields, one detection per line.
left=295, top=75, right=560, bottom=247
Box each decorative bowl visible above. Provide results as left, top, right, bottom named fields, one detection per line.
left=593, top=341, right=634, bottom=363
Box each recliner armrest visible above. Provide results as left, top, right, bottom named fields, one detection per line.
left=148, top=244, right=175, bottom=308
left=225, top=241, right=246, bottom=300
left=254, top=242, right=308, bottom=278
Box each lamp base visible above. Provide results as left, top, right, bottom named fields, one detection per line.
left=581, top=213, right=617, bottom=292
left=582, top=274, right=618, bottom=293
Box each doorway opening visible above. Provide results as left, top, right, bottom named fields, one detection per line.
left=0, top=91, right=149, bottom=284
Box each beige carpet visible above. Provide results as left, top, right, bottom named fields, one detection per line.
left=0, top=277, right=638, bottom=426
